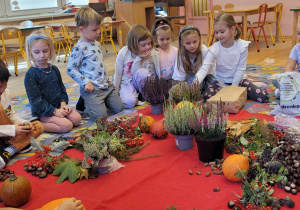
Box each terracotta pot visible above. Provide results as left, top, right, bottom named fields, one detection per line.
left=151, top=103, right=163, bottom=115
left=195, top=134, right=226, bottom=163
left=174, top=134, right=194, bottom=151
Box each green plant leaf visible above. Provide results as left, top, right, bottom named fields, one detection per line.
left=240, top=136, right=249, bottom=145
left=53, top=160, right=82, bottom=183
left=268, top=189, right=274, bottom=195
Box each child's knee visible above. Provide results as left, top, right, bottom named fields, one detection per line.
left=58, top=121, right=73, bottom=133
left=123, top=97, right=137, bottom=109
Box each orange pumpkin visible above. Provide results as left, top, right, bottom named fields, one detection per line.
left=138, top=114, right=154, bottom=133
left=0, top=173, right=32, bottom=207
left=150, top=119, right=168, bottom=139
left=222, top=154, right=249, bottom=182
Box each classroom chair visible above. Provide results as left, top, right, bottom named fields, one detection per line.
left=240, top=3, right=269, bottom=52
left=0, top=27, right=29, bottom=76
left=208, top=5, right=223, bottom=47
left=99, top=22, right=118, bottom=56
left=254, top=3, right=285, bottom=46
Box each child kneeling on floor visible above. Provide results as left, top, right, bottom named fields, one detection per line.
left=0, top=59, right=44, bottom=169
left=67, top=7, right=123, bottom=120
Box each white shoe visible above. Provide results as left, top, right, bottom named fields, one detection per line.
left=275, top=89, right=280, bottom=99
left=137, top=100, right=146, bottom=106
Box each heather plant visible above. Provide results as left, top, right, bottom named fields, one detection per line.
left=163, top=101, right=195, bottom=135
left=168, top=81, right=202, bottom=104
left=141, top=77, right=172, bottom=105
left=188, top=101, right=228, bottom=138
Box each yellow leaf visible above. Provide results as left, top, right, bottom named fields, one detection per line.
left=78, top=168, right=89, bottom=180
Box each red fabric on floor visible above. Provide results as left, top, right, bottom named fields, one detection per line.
left=0, top=107, right=297, bottom=210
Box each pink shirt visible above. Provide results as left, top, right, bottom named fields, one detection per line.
left=159, top=46, right=178, bottom=80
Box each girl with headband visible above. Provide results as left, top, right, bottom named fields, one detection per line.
left=172, top=25, right=215, bottom=87
left=151, top=18, right=178, bottom=79
left=24, top=30, right=81, bottom=133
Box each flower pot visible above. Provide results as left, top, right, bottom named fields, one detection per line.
left=174, top=134, right=194, bottom=150
left=195, top=134, right=226, bottom=163
left=151, top=103, right=163, bottom=115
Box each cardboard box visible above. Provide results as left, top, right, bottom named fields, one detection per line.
left=207, top=85, right=247, bottom=114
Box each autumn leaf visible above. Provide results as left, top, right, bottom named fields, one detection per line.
left=53, top=160, right=82, bottom=183
left=78, top=168, right=89, bottom=180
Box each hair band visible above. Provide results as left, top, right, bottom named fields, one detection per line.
left=179, top=25, right=200, bottom=38
left=27, top=34, right=47, bottom=45
left=155, top=24, right=171, bottom=32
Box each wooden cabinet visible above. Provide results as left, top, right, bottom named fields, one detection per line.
left=115, top=0, right=155, bottom=45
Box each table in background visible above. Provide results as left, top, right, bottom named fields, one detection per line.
left=290, top=8, right=300, bottom=47
left=50, top=21, right=125, bottom=48
left=205, top=5, right=276, bottom=44
left=0, top=25, right=45, bottom=36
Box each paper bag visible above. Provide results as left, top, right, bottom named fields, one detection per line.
left=207, top=86, right=247, bottom=113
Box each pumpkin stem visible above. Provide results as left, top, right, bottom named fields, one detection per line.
left=9, top=173, right=17, bottom=181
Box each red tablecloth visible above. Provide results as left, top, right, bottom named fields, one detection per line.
left=0, top=108, right=297, bottom=210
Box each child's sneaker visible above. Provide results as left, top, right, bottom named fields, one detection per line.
left=137, top=93, right=146, bottom=106
left=275, top=89, right=280, bottom=99
left=19, top=144, right=33, bottom=154
left=0, top=149, right=10, bottom=169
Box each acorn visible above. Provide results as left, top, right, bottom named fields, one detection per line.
left=205, top=172, right=211, bottom=177
left=227, top=201, right=235, bottom=209
left=196, top=171, right=201, bottom=175
left=285, top=186, right=291, bottom=192
left=291, top=189, right=297, bottom=195
left=39, top=170, right=47, bottom=178
left=188, top=170, right=193, bottom=175
left=213, top=187, right=220, bottom=192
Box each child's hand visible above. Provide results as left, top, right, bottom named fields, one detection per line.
left=23, top=121, right=34, bottom=131
left=139, top=50, right=151, bottom=58
left=54, top=108, right=68, bottom=118
left=57, top=197, right=84, bottom=210
left=15, top=123, right=32, bottom=135
left=61, top=104, right=72, bottom=115
left=85, top=82, right=94, bottom=93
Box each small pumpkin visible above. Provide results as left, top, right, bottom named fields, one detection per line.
left=150, top=119, right=168, bottom=139
left=0, top=173, right=32, bottom=207
left=222, top=154, right=249, bottom=182
left=176, top=101, right=195, bottom=109
left=138, top=113, right=154, bottom=133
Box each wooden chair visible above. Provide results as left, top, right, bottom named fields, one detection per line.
left=241, top=3, right=269, bottom=52
left=43, top=25, right=68, bottom=63
left=60, top=24, right=80, bottom=56
left=208, top=5, right=223, bottom=47
left=255, top=3, right=285, bottom=46
left=0, top=27, right=29, bottom=76
left=165, top=0, right=187, bottom=35
left=99, top=22, right=117, bottom=56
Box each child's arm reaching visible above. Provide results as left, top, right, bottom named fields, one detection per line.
left=194, top=49, right=216, bottom=84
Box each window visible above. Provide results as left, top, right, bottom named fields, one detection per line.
left=65, top=0, right=89, bottom=6
left=9, top=0, right=58, bottom=11
left=0, top=0, right=88, bottom=17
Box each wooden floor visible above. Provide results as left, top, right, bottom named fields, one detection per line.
left=7, top=36, right=291, bottom=98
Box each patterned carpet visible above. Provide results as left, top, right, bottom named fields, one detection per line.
left=8, top=64, right=283, bottom=164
